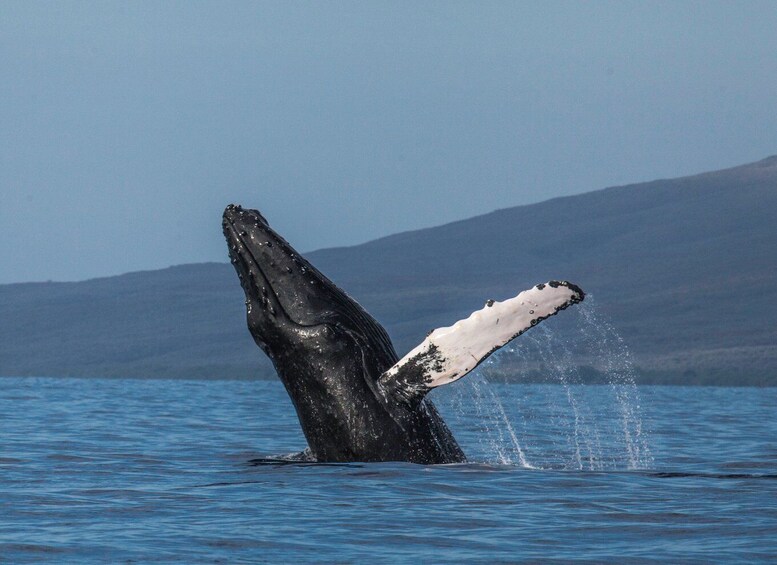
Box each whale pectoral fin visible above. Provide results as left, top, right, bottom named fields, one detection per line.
left=377, top=281, right=585, bottom=407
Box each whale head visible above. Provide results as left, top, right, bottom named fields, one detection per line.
left=222, top=204, right=395, bottom=361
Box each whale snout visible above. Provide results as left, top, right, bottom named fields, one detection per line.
left=223, top=204, right=268, bottom=227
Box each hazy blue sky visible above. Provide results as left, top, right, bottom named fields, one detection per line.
left=2, top=1, right=776, bottom=284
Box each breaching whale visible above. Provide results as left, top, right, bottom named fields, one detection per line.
left=223, top=204, right=584, bottom=464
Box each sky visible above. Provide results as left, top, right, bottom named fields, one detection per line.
left=1, top=1, right=776, bottom=284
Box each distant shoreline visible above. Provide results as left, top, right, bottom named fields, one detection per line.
left=3, top=155, right=776, bottom=389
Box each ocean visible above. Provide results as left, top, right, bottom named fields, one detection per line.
left=1, top=376, right=775, bottom=563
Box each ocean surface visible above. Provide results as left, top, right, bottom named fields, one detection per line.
left=2, top=377, right=776, bottom=563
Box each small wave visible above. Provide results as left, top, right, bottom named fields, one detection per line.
left=246, top=457, right=363, bottom=468
left=646, top=471, right=777, bottom=480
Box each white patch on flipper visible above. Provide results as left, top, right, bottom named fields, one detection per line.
left=383, top=281, right=583, bottom=390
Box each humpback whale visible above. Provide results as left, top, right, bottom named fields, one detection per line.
left=223, top=204, right=584, bottom=464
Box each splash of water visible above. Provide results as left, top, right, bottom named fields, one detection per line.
left=431, top=296, right=653, bottom=470
left=574, top=298, right=653, bottom=469
left=441, top=373, right=534, bottom=467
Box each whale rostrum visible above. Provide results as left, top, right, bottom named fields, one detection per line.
left=223, top=204, right=585, bottom=463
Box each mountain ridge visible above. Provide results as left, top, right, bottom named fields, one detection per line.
left=2, top=155, right=776, bottom=384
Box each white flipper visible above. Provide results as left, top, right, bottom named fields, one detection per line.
left=377, top=281, right=584, bottom=406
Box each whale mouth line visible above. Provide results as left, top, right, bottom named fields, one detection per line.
left=222, top=216, right=300, bottom=326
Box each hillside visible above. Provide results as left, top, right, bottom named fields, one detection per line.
left=2, top=156, right=776, bottom=384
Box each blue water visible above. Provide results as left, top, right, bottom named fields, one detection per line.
left=2, top=377, right=776, bottom=563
